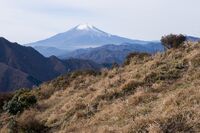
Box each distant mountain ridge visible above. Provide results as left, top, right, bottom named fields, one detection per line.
left=186, top=36, right=200, bottom=42
left=61, top=42, right=164, bottom=64
left=33, top=46, right=68, bottom=57
left=0, top=37, right=102, bottom=92
left=0, top=62, right=41, bottom=92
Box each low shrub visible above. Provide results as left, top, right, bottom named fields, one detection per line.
left=124, top=52, right=150, bottom=65
left=7, top=110, right=47, bottom=133
left=70, top=69, right=101, bottom=79
left=0, top=93, right=13, bottom=112
left=3, top=89, right=37, bottom=115
left=7, top=117, right=18, bottom=132
left=111, top=62, right=119, bottom=69
left=161, top=34, right=186, bottom=49
left=18, top=113, right=47, bottom=133
left=191, top=54, right=200, bottom=67
left=145, top=59, right=188, bottom=84
left=159, top=114, right=193, bottom=133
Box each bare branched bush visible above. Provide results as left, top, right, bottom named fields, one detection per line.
left=161, top=34, right=186, bottom=49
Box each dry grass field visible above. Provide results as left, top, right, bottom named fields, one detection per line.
left=1, top=42, right=200, bottom=133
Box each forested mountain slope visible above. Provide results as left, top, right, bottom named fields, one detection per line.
left=0, top=37, right=102, bottom=92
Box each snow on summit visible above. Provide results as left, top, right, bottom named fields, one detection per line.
left=76, top=24, right=94, bottom=30
left=27, top=24, right=142, bottom=51
left=75, top=24, right=111, bottom=37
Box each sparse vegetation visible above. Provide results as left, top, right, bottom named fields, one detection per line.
left=145, top=59, right=188, bottom=84
left=1, top=42, right=200, bottom=133
left=17, top=110, right=47, bottom=133
left=3, top=89, right=37, bottom=115
left=0, top=93, right=13, bottom=112
left=161, top=34, right=186, bottom=49
left=6, top=110, right=47, bottom=133
left=124, top=52, right=150, bottom=65
left=111, top=62, right=119, bottom=69
left=37, top=69, right=101, bottom=99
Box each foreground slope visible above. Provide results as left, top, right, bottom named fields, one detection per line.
left=1, top=42, right=200, bottom=132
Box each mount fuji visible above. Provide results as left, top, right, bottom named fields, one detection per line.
left=27, top=24, right=149, bottom=56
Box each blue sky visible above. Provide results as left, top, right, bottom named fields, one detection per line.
left=0, top=0, right=200, bottom=44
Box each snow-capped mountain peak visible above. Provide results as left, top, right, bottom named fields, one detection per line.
left=27, top=24, right=143, bottom=52
left=74, top=24, right=111, bottom=37
left=76, top=24, right=94, bottom=30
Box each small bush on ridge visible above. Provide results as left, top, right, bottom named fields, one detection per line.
left=3, top=89, right=37, bottom=115
left=161, top=34, right=186, bottom=49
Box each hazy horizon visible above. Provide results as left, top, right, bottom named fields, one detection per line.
left=0, top=0, right=200, bottom=44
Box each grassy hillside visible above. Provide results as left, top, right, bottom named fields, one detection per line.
left=0, top=42, right=200, bottom=133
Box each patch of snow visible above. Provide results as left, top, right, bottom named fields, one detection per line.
left=76, top=24, right=94, bottom=30
left=75, top=23, right=112, bottom=37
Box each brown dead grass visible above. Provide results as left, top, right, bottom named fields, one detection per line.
left=1, top=42, right=200, bottom=133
